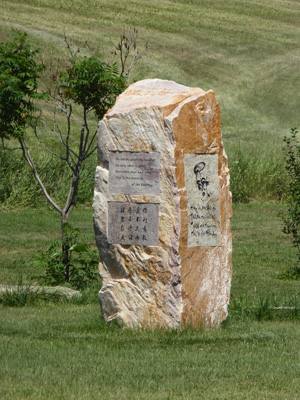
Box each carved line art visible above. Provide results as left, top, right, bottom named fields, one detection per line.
left=194, top=161, right=210, bottom=197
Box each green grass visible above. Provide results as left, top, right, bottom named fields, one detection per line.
left=1, top=204, right=300, bottom=398
left=1, top=203, right=297, bottom=296
left=0, top=142, right=97, bottom=209
left=231, top=203, right=298, bottom=299
left=1, top=304, right=300, bottom=399
left=1, top=0, right=300, bottom=153
left=1, top=1, right=300, bottom=397
left=0, top=207, right=96, bottom=283
left=1, top=0, right=300, bottom=205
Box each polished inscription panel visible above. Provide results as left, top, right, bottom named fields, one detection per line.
left=184, top=153, right=221, bottom=247
left=108, top=202, right=159, bottom=246
left=109, top=151, right=160, bottom=195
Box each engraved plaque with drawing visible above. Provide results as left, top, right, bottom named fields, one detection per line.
left=109, top=151, right=160, bottom=195
left=108, top=202, right=159, bottom=246
left=184, top=153, right=221, bottom=247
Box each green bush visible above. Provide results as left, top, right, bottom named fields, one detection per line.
left=31, top=224, right=99, bottom=290
left=278, top=265, right=300, bottom=280
left=280, top=128, right=300, bottom=276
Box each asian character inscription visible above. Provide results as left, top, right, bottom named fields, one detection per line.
left=109, top=151, right=160, bottom=195
left=108, top=202, right=159, bottom=246
left=184, top=153, right=221, bottom=247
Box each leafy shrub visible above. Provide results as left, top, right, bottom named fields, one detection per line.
left=280, top=128, right=300, bottom=276
left=31, top=224, right=99, bottom=290
left=278, top=265, right=300, bottom=280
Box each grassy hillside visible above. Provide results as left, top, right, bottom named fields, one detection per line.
left=1, top=0, right=300, bottom=157
left=1, top=0, right=299, bottom=206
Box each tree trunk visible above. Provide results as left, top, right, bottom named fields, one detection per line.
left=61, top=213, right=70, bottom=282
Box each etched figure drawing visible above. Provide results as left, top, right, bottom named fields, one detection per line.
left=194, top=161, right=210, bottom=197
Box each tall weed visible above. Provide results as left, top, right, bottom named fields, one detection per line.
left=227, top=292, right=300, bottom=322
left=1, top=146, right=287, bottom=207
left=0, top=282, right=67, bottom=307
left=0, top=150, right=96, bottom=208
left=228, top=148, right=287, bottom=203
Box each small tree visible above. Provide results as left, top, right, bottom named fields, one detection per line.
left=281, top=128, right=300, bottom=277
left=0, top=31, right=45, bottom=139
left=0, top=29, right=144, bottom=283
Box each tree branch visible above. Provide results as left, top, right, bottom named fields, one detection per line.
left=112, top=28, right=147, bottom=77
left=64, top=30, right=80, bottom=59
left=85, top=144, right=97, bottom=159
left=32, top=121, right=67, bottom=162
left=82, top=107, right=90, bottom=155
left=64, top=161, right=82, bottom=219
left=19, top=138, right=62, bottom=214
left=84, top=129, right=98, bottom=159
left=1, top=138, right=22, bottom=152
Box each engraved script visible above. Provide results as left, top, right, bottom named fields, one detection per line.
left=108, top=202, right=159, bottom=246
left=184, top=153, right=221, bottom=247
left=109, top=152, right=160, bottom=195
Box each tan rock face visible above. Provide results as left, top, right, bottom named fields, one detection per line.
left=93, top=79, right=232, bottom=328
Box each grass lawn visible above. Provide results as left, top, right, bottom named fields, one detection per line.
left=1, top=203, right=298, bottom=298
left=231, top=203, right=298, bottom=299
left=1, top=304, right=300, bottom=400
left=1, top=204, right=300, bottom=399
left=0, top=207, right=96, bottom=283
left=1, top=0, right=300, bottom=397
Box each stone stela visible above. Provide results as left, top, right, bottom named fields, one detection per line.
left=108, top=202, right=159, bottom=246
left=109, top=151, right=160, bottom=195
left=184, top=153, right=221, bottom=247
left=94, top=79, right=232, bottom=329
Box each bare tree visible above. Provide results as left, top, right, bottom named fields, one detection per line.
left=0, top=29, right=146, bottom=282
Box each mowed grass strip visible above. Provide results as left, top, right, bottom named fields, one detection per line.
left=1, top=0, right=299, bottom=205
left=0, top=208, right=96, bottom=283
left=1, top=191, right=300, bottom=399
left=1, top=2, right=300, bottom=397
left=1, top=304, right=300, bottom=399
left=231, top=203, right=299, bottom=299
left=0, top=0, right=300, bottom=155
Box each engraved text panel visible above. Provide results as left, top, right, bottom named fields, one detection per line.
left=108, top=202, right=159, bottom=246
left=109, top=152, right=160, bottom=195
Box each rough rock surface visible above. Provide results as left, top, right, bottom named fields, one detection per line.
left=93, top=79, right=232, bottom=328
left=0, top=285, right=81, bottom=299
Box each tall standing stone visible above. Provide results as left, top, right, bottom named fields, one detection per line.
left=93, top=79, right=232, bottom=328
